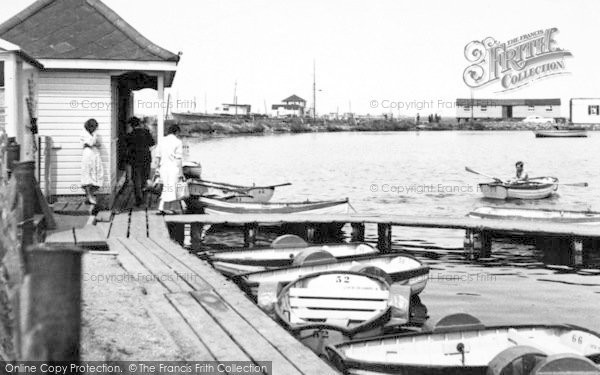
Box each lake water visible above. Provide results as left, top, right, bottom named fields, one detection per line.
left=188, top=131, right=600, bottom=331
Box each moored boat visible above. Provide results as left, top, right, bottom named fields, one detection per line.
left=478, top=177, right=559, bottom=200
left=469, top=206, right=600, bottom=225
left=188, top=179, right=291, bottom=203
left=274, top=270, right=411, bottom=356
left=326, top=314, right=600, bottom=375
left=534, top=130, right=588, bottom=138
left=233, top=254, right=430, bottom=299
left=196, top=196, right=352, bottom=215
left=209, top=242, right=379, bottom=276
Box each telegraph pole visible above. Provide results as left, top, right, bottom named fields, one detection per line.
left=313, top=60, right=316, bottom=123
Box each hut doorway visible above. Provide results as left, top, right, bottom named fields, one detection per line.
left=110, top=72, right=157, bottom=200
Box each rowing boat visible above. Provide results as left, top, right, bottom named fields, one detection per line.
left=534, top=130, right=588, bottom=138
left=209, top=242, right=379, bottom=276
left=469, top=206, right=600, bottom=224
left=233, top=254, right=430, bottom=300
left=187, top=179, right=291, bottom=203
left=478, top=177, right=559, bottom=200
left=274, top=270, right=412, bottom=356
left=196, top=196, right=352, bottom=215
left=326, top=314, right=600, bottom=375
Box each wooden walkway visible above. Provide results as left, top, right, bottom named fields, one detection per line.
left=51, top=206, right=336, bottom=374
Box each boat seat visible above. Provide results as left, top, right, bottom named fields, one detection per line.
left=288, top=287, right=389, bottom=324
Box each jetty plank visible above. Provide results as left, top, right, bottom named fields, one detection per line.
left=190, top=290, right=303, bottom=375
left=109, top=210, right=130, bottom=238
left=147, top=210, right=170, bottom=238
left=136, top=237, right=212, bottom=292
left=165, top=213, right=600, bottom=238
left=149, top=236, right=339, bottom=375
left=74, top=225, right=108, bottom=250
left=120, top=238, right=193, bottom=293
left=45, top=228, right=76, bottom=244
left=107, top=239, right=215, bottom=360
left=166, top=292, right=252, bottom=362
left=129, top=209, right=147, bottom=238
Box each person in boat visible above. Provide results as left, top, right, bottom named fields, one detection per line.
left=510, top=161, right=529, bottom=183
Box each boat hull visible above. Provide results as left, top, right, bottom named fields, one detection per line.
left=478, top=177, right=558, bottom=200
left=469, top=206, right=600, bottom=224
left=534, top=130, right=588, bottom=138
left=188, top=180, right=277, bottom=203
left=197, top=196, right=352, bottom=215
left=326, top=324, right=600, bottom=375
left=235, top=254, right=430, bottom=297
left=209, top=243, right=379, bottom=275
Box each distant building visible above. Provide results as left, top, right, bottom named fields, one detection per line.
left=456, top=98, right=561, bottom=122
left=215, top=103, right=251, bottom=116
left=272, top=94, right=306, bottom=117
left=570, top=98, right=600, bottom=124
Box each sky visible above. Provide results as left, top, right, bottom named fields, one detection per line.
left=1, top=0, right=599, bottom=117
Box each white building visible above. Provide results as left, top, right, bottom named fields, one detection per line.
left=570, top=98, right=600, bottom=124
left=456, top=98, right=561, bottom=122
left=0, top=0, right=179, bottom=202
left=215, top=103, right=251, bottom=116
left=272, top=95, right=306, bottom=117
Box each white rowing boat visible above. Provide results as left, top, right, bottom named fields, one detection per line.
left=276, top=271, right=408, bottom=333
left=209, top=243, right=379, bottom=276
left=188, top=179, right=291, bottom=203
left=478, top=177, right=559, bottom=200
left=326, top=314, right=600, bottom=375
left=534, top=130, right=588, bottom=138
left=469, top=206, right=600, bottom=225
left=233, top=254, right=430, bottom=299
left=196, top=196, right=352, bottom=215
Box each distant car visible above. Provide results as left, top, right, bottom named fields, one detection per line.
left=522, top=115, right=555, bottom=124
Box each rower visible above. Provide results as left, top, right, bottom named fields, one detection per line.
left=513, top=161, right=529, bottom=182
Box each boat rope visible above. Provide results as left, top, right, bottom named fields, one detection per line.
left=347, top=201, right=358, bottom=213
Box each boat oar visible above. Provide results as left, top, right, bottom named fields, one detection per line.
left=528, top=177, right=588, bottom=187
left=465, top=167, right=503, bottom=183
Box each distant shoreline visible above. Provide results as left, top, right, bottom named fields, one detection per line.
left=164, top=117, right=599, bottom=138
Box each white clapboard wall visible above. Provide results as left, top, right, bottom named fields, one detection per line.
left=37, top=71, right=112, bottom=196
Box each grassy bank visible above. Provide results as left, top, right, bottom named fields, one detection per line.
left=156, top=117, right=600, bottom=137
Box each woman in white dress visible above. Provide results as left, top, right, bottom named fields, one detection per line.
left=81, top=119, right=104, bottom=205
left=154, top=124, right=184, bottom=214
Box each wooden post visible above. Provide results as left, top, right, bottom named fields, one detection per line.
left=190, top=223, right=204, bottom=251
left=305, top=224, right=317, bottom=243
left=13, top=161, right=36, bottom=252
left=167, top=223, right=185, bottom=246
left=244, top=223, right=258, bottom=248
left=377, top=223, right=392, bottom=252
left=351, top=223, right=365, bottom=242
left=464, top=229, right=475, bottom=259
left=476, top=231, right=492, bottom=258
left=21, top=245, right=83, bottom=361
left=570, top=239, right=584, bottom=266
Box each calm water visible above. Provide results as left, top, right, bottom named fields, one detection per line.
left=188, top=131, right=600, bottom=330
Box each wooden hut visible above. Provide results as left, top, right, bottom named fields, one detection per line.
left=0, top=0, right=180, bottom=203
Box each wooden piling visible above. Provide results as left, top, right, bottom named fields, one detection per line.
left=305, top=224, right=317, bottom=243
left=21, top=245, right=83, bottom=361
left=351, top=222, right=365, bottom=242
left=190, top=223, right=204, bottom=251
left=13, top=161, right=36, bottom=251
left=167, top=223, right=186, bottom=246
left=243, top=223, right=258, bottom=248
left=464, top=229, right=475, bottom=259
left=570, top=239, right=584, bottom=266
left=377, top=223, right=392, bottom=252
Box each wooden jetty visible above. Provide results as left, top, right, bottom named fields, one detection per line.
left=164, top=213, right=600, bottom=266
left=44, top=206, right=338, bottom=373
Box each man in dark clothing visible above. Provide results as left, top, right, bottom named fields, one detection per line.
left=126, top=117, right=155, bottom=206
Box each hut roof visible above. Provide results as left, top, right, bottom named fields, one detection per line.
left=0, top=0, right=179, bottom=62
left=282, top=95, right=306, bottom=103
